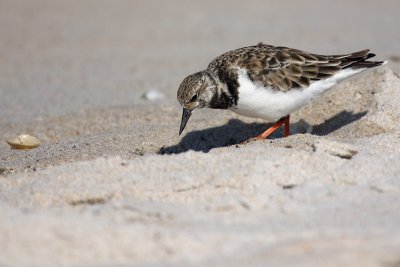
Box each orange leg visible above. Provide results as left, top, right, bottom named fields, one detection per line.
left=283, top=115, right=290, bottom=137
left=256, top=115, right=290, bottom=139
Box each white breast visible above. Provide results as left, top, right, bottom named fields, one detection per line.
left=229, top=68, right=366, bottom=121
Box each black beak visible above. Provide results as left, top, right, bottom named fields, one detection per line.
left=179, top=108, right=192, bottom=136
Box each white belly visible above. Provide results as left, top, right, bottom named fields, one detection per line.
left=229, top=68, right=365, bottom=121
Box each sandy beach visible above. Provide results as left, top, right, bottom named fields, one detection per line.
left=1, top=1, right=400, bottom=266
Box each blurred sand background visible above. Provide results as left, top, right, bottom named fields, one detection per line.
left=1, top=0, right=400, bottom=266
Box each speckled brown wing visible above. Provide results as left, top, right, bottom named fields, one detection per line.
left=208, top=43, right=375, bottom=92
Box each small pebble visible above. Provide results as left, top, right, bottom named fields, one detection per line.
left=142, top=90, right=165, bottom=101
left=354, top=92, right=363, bottom=100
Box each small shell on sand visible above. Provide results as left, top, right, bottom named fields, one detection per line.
left=6, top=134, right=41, bottom=150
left=142, top=90, right=165, bottom=101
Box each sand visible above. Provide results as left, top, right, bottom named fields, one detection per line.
left=1, top=1, right=400, bottom=266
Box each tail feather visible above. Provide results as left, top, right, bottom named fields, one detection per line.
left=339, top=50, right=384, bottom=69
left=351, top=60, right=386, bottom=69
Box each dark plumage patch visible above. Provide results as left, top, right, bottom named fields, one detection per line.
left=216, top=67, right=239, bottom=106
left=209, top=91, right=234, bottom=109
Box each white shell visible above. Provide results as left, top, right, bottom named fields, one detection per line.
left=142, top=90, right=165, bottom=101
left=6, top=134, right=41, bottom=149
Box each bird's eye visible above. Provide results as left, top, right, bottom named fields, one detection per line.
left=190, top=94, right=198, bottom=102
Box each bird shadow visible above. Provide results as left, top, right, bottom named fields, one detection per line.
left=158, top=110, right=367, bottom=155
left=312, top=110, right=367, bottom=135
left=159, top=119, right=268, bottom=154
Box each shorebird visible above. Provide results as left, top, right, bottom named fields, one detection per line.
left=177, top=43, right=384, bottom=139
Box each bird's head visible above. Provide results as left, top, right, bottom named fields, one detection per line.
left=177, top=71, right=217, bottom=135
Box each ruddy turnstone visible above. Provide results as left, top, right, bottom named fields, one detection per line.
left=177, top=43, right=385, bottom=139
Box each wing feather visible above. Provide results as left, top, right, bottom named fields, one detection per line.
left=207, top=43, right=382, bottom=92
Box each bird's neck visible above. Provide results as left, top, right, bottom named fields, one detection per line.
left=206, top=69, right=239, bottom=109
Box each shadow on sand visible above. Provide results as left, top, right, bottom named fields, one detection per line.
left=159, top=110, right=367, bottom=155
